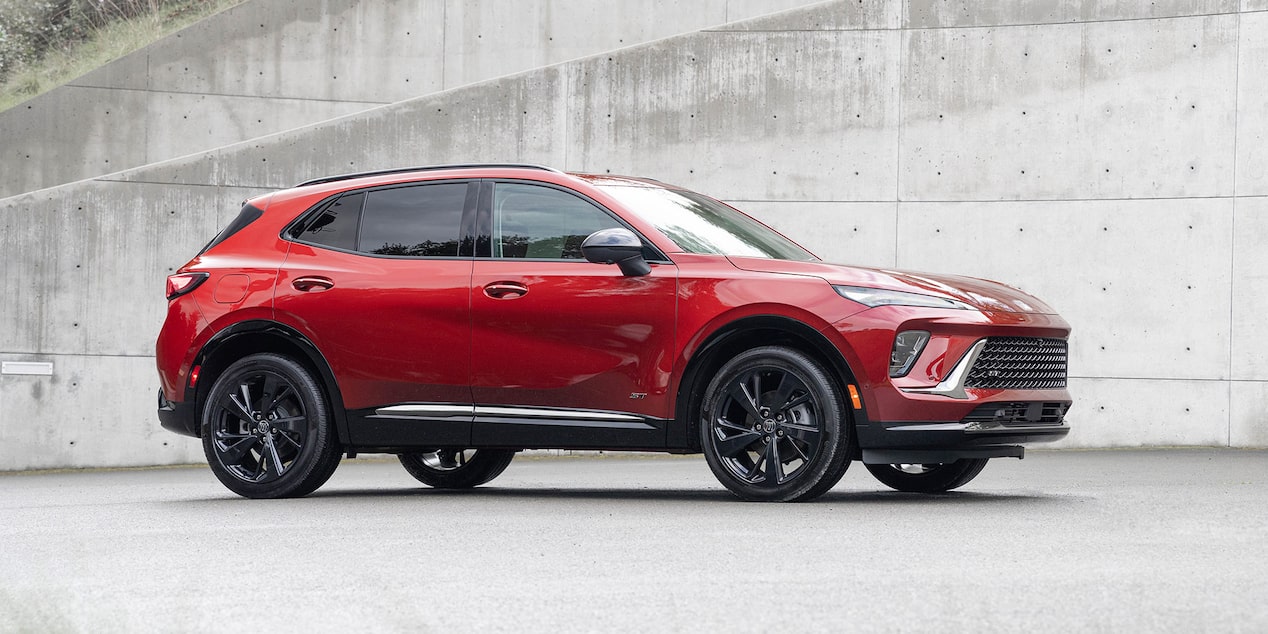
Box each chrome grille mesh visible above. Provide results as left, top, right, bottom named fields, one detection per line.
left=964, top=337, right=1067, bottom=389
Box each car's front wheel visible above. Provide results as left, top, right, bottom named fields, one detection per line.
left=700, top=346, right=852, bottom=502
left=398, top=449, right=516, bottom=489
left=864, top=459, right=989, bottom=493
left=201, top=353, right=342, bottom=498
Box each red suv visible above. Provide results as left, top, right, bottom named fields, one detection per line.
left=157, top=164, right=1071, bottom=501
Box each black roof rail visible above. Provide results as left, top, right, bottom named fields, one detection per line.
left=295, top=163, right=563, bottom=188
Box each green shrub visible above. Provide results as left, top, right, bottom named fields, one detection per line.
left=0, top=0, right=165, bottom=83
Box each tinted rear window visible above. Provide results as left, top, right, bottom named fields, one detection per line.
left=359, top=184, right=467, bottom=257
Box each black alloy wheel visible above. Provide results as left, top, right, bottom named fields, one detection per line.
left=398, top=448, right=516, bottom=489
left=864, top=459, right=989, bottom=493
left=700, top=346, right=851, bottom=502
left=201, top=353, right=341, bottom=498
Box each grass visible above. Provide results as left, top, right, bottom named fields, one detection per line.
left=0, top=0, right=244, bottom=113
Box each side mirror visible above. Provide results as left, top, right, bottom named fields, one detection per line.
left=582, top=228, right=651, bottom=277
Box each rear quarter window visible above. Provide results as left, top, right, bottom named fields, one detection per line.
left=199, top=203, right=263, bottom=255
left=297, top=192, right=364, bottom=251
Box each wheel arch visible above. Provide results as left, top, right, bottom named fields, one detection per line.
left=671, top=315, right=860, bottom=452
left=190, top=320, right=349, bottom=444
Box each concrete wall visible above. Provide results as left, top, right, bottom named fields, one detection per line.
left=0, top=0, right=822, bottom=199
left=2, top=0, right=1265, bottom=470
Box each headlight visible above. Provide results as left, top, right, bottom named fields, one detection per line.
left=889, top=330, right=930, bottom=378
left=833, top=285, right=971, bottom=310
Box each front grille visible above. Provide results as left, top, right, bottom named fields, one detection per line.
left=962, top=402, right=1070, bottom=427
left=964, top=337, right=1067, bottom=389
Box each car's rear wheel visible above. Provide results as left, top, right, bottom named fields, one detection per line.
left=864, top=459, right=989, bottom=493
left=398, top=449, right=516, bottom=489
left=201, top=353, right=342, bottom=498
left=700, top=346, right=851, bottom=502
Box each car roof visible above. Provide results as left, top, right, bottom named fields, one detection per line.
left=258, top=164, right=680, bottom=207
left=293, top=163, right=563, bottom=187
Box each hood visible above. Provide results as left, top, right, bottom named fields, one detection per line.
left=726, top=257, right=1058, bottom=315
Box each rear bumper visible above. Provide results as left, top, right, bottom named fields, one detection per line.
left=157, top=388, right=200, bottom=438
left=855, top=418, right=1068, bottom=464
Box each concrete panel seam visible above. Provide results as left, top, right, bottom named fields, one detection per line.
left=142, top=52, right=153, bottom=166
left=562, top=56, right=570, bottom=171
left=1229, top=11, right=1242, bottom=447
left=902, top=195, right=1253, bottom=204
left=894, top=22, right=905, bottom=267
left=88, top=178, right=231, bottom=192
left=902, top=10, right=1244, bottom=31
left=441, top=0, right=447, bottom=96
left=720, top=194, right=1268, bottom=203
left=702, top=27, right=897, bottom=32
left=728, top=198, right=898, bottom=204
left=1225, top=377, right=1233, bottom=446
left=51, top=85, right=391, bottom=107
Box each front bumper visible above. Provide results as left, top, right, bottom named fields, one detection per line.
left=823, top=306, right=1073, bottom=463
left=855, top=416, right=1068, bottom=464
left=157, top=388, right=200, bottom=438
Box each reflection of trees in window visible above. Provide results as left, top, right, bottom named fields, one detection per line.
left=560, top=235, right=585, bottom=259
left=499, top=235, right=530, bottom=258
left=371, top=240, right=461, bottom=257
left=498, top=234, right=590, bottom=259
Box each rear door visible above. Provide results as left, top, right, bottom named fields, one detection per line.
left=275, top=180, right=478, bottom=446
left=469, top=181, right=678, bottom=448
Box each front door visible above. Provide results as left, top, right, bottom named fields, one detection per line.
left=469, top=181, right=677, bottom=448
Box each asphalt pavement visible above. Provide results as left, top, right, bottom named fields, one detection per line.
left=2, top=449, right=1266, bottom=632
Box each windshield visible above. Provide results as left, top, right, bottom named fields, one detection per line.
left=596, top=185, right=816, bottom=261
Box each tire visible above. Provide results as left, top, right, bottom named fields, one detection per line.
left=398, top=449, right=516, bottom=489
left=864, top=459, right=989, bottom=493
left=201, top=353, right=342, bottom=499
left=700, top=346, right=852, bottom=502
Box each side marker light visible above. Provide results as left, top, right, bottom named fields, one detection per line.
left=189, top=365, right=202, bottom=388
left=847, top=384, right=862, bottom=410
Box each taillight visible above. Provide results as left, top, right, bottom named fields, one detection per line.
left=166, top=272, right=209, bottom=300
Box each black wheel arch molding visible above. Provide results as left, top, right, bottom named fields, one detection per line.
left=671, top=314, right=865, bottom=453
left=182, top=319, right=351, bottom=444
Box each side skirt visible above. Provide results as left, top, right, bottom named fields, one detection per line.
left=345, top=403, right=671, bottom=452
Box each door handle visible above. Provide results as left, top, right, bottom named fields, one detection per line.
left=292, top=276, right=334, bottom=292
left=483, top=281, right=528, bottom=299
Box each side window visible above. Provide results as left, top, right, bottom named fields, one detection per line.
left=493, top=183, right=622, bottom=259
left=359, top=183, right=467, bottom=257
left=299, top=193, right=363, bottom=251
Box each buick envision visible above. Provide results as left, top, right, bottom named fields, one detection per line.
left=157, top=164, right=1071, bottom=501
